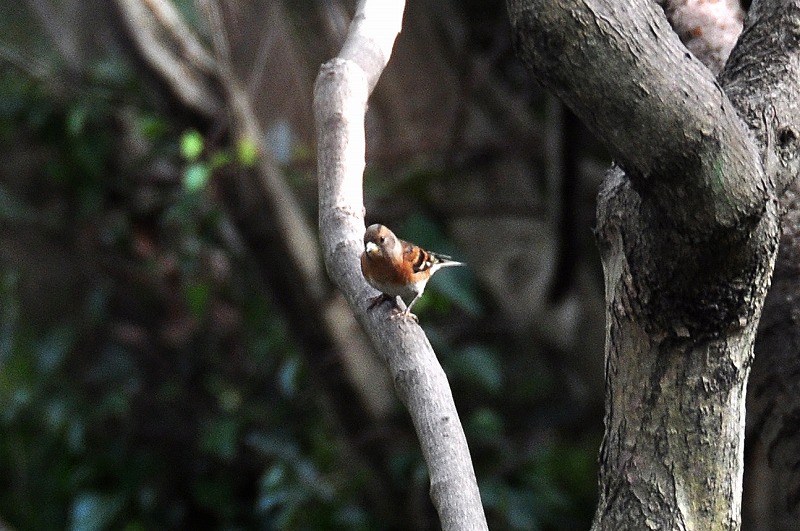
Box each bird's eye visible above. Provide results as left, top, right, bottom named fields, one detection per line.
left=379, top=236, right=386, bottom=244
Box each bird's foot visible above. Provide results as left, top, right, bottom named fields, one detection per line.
left=389, top=307, right=418, bottom=323
left=367, top=294, right=418, bottom=322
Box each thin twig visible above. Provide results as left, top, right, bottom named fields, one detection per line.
left=0, top=42, right=51, bottom=80
left=113, top=0, right=221, bottom=117
left=144, top=0, right=217, bottom=74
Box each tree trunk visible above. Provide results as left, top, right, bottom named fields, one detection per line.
left=508, top=1, right=800, bottom=528
left=744, top=181, right=800, bottom=530
left=592, top=166, right=776, bottom=529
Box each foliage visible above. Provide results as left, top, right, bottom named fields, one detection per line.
left=0, top=27, right=598, bottom=531
left=0, top=64, right=377, bottom=530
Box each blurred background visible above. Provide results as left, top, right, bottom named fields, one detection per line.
left=0, top=0, right=611, bottom=529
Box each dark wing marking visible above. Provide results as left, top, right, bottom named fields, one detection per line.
left=405, top=242, right=452, bottom=274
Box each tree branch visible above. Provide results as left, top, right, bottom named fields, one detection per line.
left=314, top=1, right=487, bottom=529
left=728, top=3, right=800, bottom=526
left=119, top=0, right=397, bottom=467
left=506, top=0, right=765, bottom=231
left=145, top=0, right=217, bottom=74
left=721, top=1, right=800, bottom=195
left=113, top=0, right=222, bottom=117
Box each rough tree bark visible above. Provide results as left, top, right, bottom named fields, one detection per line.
left=731, top=2, right=800, bottom=527
left=314, top=1, right=488, bottom=529
left=508, top=1, right=800, bottom=529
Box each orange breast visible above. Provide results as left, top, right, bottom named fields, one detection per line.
left=361, top=251, right=416, bottom=298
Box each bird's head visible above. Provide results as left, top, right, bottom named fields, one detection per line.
left=364, top=224, right=399, bottom=258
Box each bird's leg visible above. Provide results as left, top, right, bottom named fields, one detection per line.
left=390, top=293, right=421, bottom=322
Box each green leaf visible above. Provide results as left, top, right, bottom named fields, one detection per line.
left=237, top=137, right=258, bottom=167
left=209, top=150, right=231, bottom=170
left=180, top=129, right=204, bottom=160
left=70, top=492, right=124, bottom=531
left=184, top=281, right=211, bottom=318
left=200, top=417, right=239, bottom=460
left=183, top=163, right=210, bottom=192
left=138, top=114, right=169, bottom=140
left=67, top=105, right=88, bottom=136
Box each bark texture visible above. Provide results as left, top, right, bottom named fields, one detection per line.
left=508, top=0, right=800, bottom=529
left=314, top=1, right=488, bottom=529
left=723, top=4, right=800, bottom=530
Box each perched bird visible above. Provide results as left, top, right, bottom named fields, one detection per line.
left=360, top=223, right=464, bottom=320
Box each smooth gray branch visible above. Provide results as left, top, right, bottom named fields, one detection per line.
left=314, top=1, right=487, bottom=529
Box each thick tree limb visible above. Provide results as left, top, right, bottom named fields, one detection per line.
left=659, top=4, right=800, bottom=525
left=727, top=2, right=800, bottom=528
left=507, top=0, right=764, bottom=231
left=721, top=1, right=800, bottom=195
left=314, top=1, right=487, bottom=529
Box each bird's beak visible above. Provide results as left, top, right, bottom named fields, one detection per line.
left=365, top=241, right=380, bottom=255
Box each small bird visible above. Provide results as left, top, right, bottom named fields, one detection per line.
left=360, top=223, right=464, bottom=321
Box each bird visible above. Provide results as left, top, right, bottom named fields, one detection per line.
left=360, top=223, right=464, bottom=321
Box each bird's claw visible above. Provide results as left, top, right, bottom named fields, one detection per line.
left=389, top=308, right=418, bottom=323
left=366, top=294, right=418, bottom=322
